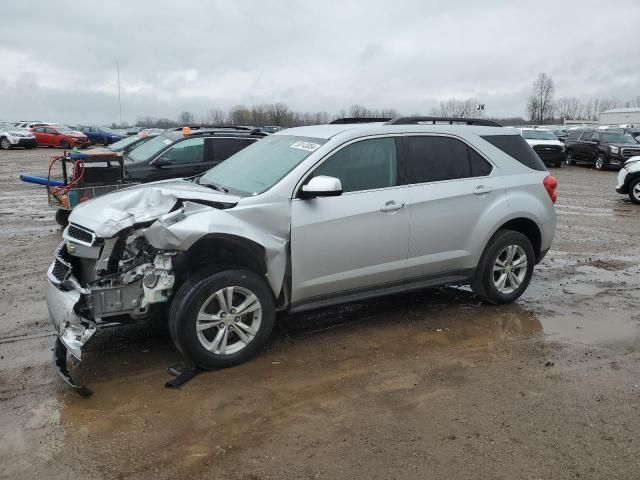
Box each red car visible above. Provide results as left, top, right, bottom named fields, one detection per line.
left=31, top=125, right=90, bottom=148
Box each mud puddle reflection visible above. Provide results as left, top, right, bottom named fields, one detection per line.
left=56, top=288, right=542, bottom=478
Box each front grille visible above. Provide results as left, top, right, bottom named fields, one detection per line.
left=67, top=224, right=94, bottom=245
left=621, top=148, right=640, bottom=159
left=533, top=145, right=562, bottom=154
left=51, top=244, right=73, bottom=283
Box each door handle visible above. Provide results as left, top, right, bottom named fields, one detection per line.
left=473, top=185, right=493, bottom=196
left=380, top=201, right=406, bottom=212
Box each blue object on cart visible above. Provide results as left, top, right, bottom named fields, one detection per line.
left=19, top=175, right=65, bottom=187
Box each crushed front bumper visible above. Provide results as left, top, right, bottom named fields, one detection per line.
left=45, top=278, right=96, bottom=360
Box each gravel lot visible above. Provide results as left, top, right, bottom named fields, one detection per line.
left=1, top=147, right=639, bottom=479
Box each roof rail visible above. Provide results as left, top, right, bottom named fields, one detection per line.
left=329, top=117, right=393, bottom=125
left=174, top=125, right=266, bottom=135
left=385, top=116, right=501, bottom=127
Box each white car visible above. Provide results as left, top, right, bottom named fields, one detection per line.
left=517, top=128, right=565, bottom=167
left=0, top=122, right=37, bottom=149
left=616, top=156, right=640, bottom=204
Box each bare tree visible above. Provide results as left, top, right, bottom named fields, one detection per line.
left=431, top=98, right=483, bottom=118
left=555, top=97, right=580, bottom=121
left=177, top=111, right=195, bottom=125
left=205, top=109, right=229, bottom=125
left=528, top=73, right=554, bottom=124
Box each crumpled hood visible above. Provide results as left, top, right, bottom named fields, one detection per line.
left=69, top=180, right=240, bottom=237
left=525, top=139, right=563, bottom=147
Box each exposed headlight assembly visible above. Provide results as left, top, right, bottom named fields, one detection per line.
left=610, top=146, right=619, bottom=154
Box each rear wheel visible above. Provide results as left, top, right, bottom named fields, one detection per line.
left=629, top=178, right=640, bottom=205
left=55, top=209, right=70, bottom=227
left=470, top=230, right=535, bottom=304
left=594, top=153, right=606, bottom=170
left=565, top=150, right=575, bottom=165
left=0, top=137, right=11, bottom=150
left=169, top=268, right=275, bottom=369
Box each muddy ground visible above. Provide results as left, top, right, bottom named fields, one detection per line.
left=1, top=147, right=639, bottom=479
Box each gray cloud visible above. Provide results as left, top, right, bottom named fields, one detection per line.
left=1, top=0, right=639, bottom=124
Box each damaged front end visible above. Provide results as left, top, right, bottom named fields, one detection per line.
left=46, top=222, right=177, bottom=394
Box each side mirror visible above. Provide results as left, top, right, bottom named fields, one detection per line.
left=300, top=175, right=343, bottom=198
left=153, top=157, right=172, bottom=167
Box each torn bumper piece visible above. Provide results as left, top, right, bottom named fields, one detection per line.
left=53, top=338, right=93, bottom=397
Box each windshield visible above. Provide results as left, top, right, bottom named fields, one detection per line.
left=522, top=130, right=557, bottom=141
left=127, top=130, right=182, bottom=162
left=108, top=135, right=146, bottom=152
left=199, top=135, right=326, bottom=195
left=602, top=132, right=638, bottom=144
left=56, top=126, right=76, bottom=134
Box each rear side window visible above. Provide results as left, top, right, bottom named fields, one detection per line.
left=481, top=134, right=547, bottom=171
left=406, top=136, right=493, bottom=183
left=579, top=131, right=593, bottom=141
left=567, top=130, right=581, bottom=141
left=211, top=138, right=255, bottom=162
left=590, top=132, right=600, bottom=141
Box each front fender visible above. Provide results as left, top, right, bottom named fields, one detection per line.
left=143, top=201, right=289, bottom=296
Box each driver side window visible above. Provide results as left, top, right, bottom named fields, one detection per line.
left=312, top=137, right=398, bottom=193
left=162, top=138, right=204, bottom=164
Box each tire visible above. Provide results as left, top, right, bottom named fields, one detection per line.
left=470, top=230, right=535, bottom=305
left=594, top=153, right=606, bottom=171
left=565, top=150, right=575, bottom=165
left=60, top=140, right=71, bottom=150
left=0, top=137, right=11, bottom=150
left=55, top=209, right=70, bottom=227
left=169, top=268, right=275, bottom=370
left=554, top=158, right=563, bottom=168
left=629, top=178, right=640, bottom=205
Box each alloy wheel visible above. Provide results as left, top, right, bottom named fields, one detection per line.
left=632, top=182, right=640, bottom=203
left=0, top=138, right=10, bottom=150
left=493, top=245, right=528, bottom=294
left=195, top=286, right=262, bottom=355
left=595, top=155, right=605, bottom=170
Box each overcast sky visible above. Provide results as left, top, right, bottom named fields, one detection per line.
left=2, top=0, right=639, bottom=125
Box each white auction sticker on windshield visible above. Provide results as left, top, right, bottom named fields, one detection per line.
left=289, top=141, right=321, bottom=152
left=163, top=139, right=173, bottom=145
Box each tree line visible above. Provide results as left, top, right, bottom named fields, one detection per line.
left=120, top=79, right=638, bottom=129
left=527, top=72, right=640, bottom=125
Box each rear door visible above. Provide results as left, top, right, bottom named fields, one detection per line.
left=403, top=134, right=498, bottom=280
left=290, top=136, right=410, bottom=304
left=587, top=131, right=601, bottom=162
left=148, top=137, right=206, bottom=181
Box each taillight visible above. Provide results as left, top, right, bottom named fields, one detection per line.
left=543, top=175, right=558, bottom=204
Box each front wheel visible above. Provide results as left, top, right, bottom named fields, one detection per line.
left=470, top=230, right=535, bottom=304
left=0, top=137, right=11, bottom=150
left=60, top=140, right=71, bottom=150
left=55, top=209, right=70, bottom=227
left=565, top=150, right=575, bottom=165
left=629, top=178, right=640, bottom=205
left=169, top=268, right=275, bottom=369
left=594, top=154, right=606, bottom=170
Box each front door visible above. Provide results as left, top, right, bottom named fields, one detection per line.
left=290, top=136, right=410, bottom=304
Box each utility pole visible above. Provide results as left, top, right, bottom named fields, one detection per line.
left=116, top=61, right=123, bottom=127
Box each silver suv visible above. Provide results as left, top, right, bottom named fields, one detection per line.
left=46, top=117, right=557, bottom=388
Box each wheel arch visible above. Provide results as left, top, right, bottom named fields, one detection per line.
left=496, top=217, right=542, bottom=262
left=183, top=234, right=268, bottom=278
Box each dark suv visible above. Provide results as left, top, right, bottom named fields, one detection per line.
left=123, top=127, right=266, bottom=182
left=565, top=129, right=640, bottom=170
